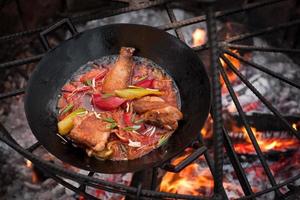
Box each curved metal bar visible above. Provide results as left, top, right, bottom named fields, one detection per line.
left=48, top=173, right=100, bottom=200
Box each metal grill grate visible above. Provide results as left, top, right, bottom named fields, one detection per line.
left=1, top=0, right=300, bottom=199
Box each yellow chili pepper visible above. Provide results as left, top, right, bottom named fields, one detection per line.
left=58, top=108, right=86, bottom=135
left=115, top=88, right=162, bottom=99
left=94, top=149, right=114, bottom=159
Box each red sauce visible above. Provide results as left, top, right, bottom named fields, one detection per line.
left=57, top=54, right=182, bottom=160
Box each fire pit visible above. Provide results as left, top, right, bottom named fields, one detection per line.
left=1, top=0, right=300, bottom=199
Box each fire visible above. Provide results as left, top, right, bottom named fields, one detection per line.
left=25, top=159, right=39, bottom=183
left=233, top=127, right=300, bottom=154
left=26, top=159, right=33, bottom=168
left=219, top=50, right=241, bottom=89
left=201, top=115, right=213, bottom=139
left=192, top=28, right=206, bottom=47
left=219, top=50, right=241, bottom=69
left=292, top=123, right=297, bottom=130
left=160, top=152, right=245, bottom=198
left=160, top=153, right=214, bottom=196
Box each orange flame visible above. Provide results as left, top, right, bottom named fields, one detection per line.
left=160, top=154, right=214, bottom=196
left=201, top=115, right=213, bottom=139
left=233, top=127, right=300, bottom=154
left=219, top=50, right=241, bottom=89
left=25, top=159, right=39, bottom=184
left=219, top=50, right=241, bottom=69
left=26, top=159, right=33, bottom=168
left=192, top=28, right=206, bottom=47
left=292, top=123, right=297, bottom=130
left=160, top=152, right=245, bottom=197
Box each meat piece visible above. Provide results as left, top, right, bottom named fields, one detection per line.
left=143, top=106, right=183, bottom=130
left=69, top=114, right=111, bottom=152
left=133, top=96, right=183, bottom=130
left=127, top=145, right=155, bottom=160
left=102, top=47, right=135, bottom=93
left=153, top=79, right=178, bottom=106
left=133, top=96, right=166, bottom=113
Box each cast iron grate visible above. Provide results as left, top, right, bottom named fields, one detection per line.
left=1, top=0, right=300, bottom=199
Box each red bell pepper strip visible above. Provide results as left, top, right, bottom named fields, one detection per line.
left=134, top=79, right=154, bottom=88
left=92, top=93, right=126, bottom=111
left=123, top=112, right=133, bottom=126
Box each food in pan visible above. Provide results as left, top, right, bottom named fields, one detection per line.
left=57, top=47, right=182, bottom=160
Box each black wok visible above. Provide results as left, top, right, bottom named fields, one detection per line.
left=25, top=19, right=211, bottom=173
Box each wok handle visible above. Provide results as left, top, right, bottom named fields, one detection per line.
left=40, top=18, right=77, bottom=51
left=162, top=142, right=207, bottom=173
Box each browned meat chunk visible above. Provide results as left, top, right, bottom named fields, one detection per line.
left=69, top=114, right=111, bottom=152
left=133, top=96, right=183, bottom=130
left=133, top=96, right=166, bottom=113
left=143, top=106, right=183, bottom=130
left=102, top=47, right=135, bottom=93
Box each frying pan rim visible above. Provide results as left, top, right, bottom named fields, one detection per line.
left=24, top=23, right=212, bottom=173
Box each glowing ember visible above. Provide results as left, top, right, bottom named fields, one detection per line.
left=192, top=28, right=206, bottom=47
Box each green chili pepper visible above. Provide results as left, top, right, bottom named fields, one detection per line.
left=84, top=79, right=93, bottom=86
left=115, top=88, right=162, bottom=100
left=59, top=104, right=74, bottom=115
left=157, top=135, right=170, bottom=147
left=103, top=117, right=115, bottom=123
left=123, top=125, right=141, bottom=131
